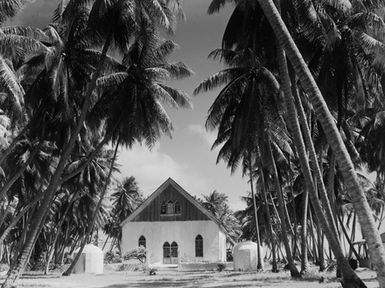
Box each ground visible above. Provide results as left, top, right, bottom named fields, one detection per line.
left=6, top=268, right=380, bottom=288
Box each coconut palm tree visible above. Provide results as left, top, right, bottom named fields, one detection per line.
left=63, top=22, right=192, bottom=276
left=201, top=190, right=241, bottom=242
left=255, top=0, right=385, bottom=287
left=1, top=1, right=185, bottom=285
left=195, top=46, right=298, bottom=275
left=103, top=176, right=144, bottom=251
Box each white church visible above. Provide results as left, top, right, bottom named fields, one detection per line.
left=120, top=178, right=229, bottom=265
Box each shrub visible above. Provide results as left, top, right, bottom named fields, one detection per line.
left=123, top=247, right=146, bottom=263
left=104, top=251, right=122, bottom=264
left=226, top=249, right=233, bottom=262
left=217, top=263, right=226, bottom=272
left=0, top=263, right=9, bottom=273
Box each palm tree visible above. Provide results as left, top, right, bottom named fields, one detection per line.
left=195, top=46, right=296, bottom=274
left=255, top=0, right=385, bottom=287
left=201, top=190, right=241, bottom=242
left=63, top=21, right=192, bottom=276
left=103, top=176, right=144, bottom=251
left=1, top=1, right=185, bottom=285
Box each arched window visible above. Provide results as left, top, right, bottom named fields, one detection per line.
left=167, top=200, right=174, bottom=214
left=163, top=242, right=171, bottom=258
left=161, top=201, right=167, bottom=214
left=138, top=235, right=146, bottom=248
left=195, top=235, right=203, bottom=257
left=171, top=242, right=178, bottom=258
left=174, top=201, right=181, bottom=214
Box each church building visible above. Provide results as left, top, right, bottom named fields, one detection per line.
left=120, top=178, right=228, bottom=265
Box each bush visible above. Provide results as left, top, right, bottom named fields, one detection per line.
left=226, top=249, right=233, bottom=262
left=217, top=263, right=226, bottom=272
left=104, top=251, right=122, bottom=264
left=123, top=247, right=146, bottom=263
left=0, top=263, right=9, bottom=273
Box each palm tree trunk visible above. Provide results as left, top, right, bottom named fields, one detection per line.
left=308, top=210, right=318, bottom=264
left=258, top=147, right=278, bottom=272
left=317, top=219, right=325, bottom=271
left=266, top=135, right=300, bottom=277
left=290, top=72, right=339, bottom=239
left=63, top=138, right=120, bottom=276
left=338, top=214, right=360, bottom=261
left=256, top=1, right=385, bottom=286
left=300, top=187, right=309, bottom=273
left=248, top=154, right=263, bottom=270
left=270, top=5, right=366, bottom=286
left=45, top=191, right=80, bottom=274
left=1, top=30, right=115, bottom=288
left=288, top=166, right=300, bottom=261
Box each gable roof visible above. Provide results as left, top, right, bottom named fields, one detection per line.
left=120, top=178, right=235, bottom=244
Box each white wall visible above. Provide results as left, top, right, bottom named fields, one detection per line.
left=121, top=220, right=226, bottom=264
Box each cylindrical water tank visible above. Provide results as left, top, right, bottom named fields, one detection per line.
left=73, top=244, right=104, bottom=274
left=233, top=241, right=263, bottom=271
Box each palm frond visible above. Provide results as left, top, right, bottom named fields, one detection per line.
left=0, top=34, right=49, bottom=60
left=158, top=62, right=194, bottom=79
left=157, top=84, right=192, bottom=109
left=0, top=56, right=24, bottom=117
left=194, top=67, right=244, bottom=95
left=207, top=0, right=234, bottom=14
left=96, top=72, right=128, bottom=89
left=1, top=26, right=49, bottom=42
left=0, top=0, right=26, bottom=23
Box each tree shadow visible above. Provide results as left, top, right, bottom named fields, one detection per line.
left=101, top=284, right=260, bottom=288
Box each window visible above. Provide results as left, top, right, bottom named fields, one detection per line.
left=174, top=201, right=181, bottom=214
left=163, top=242, right=171, bottom=258
left=171, top=242, right=178, bottom=257
left=161, top=200, right=181, bottom=215
left=161, top=202, right=167, bottom=214
left=167, top=200, right=174, bottom=214
left=195, top=235, right=203, bottom=257
left=138, top=235, right=146, bottom=248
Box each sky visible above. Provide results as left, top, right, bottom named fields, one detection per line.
left=13, top=0, right=250, bottom=211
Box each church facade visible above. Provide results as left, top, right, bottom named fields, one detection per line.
left=120, top=178, right=227, bottom=265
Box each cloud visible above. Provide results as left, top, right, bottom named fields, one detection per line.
left=187, top=124, right=217, bottom=148
left=115, top=143, right=210, bottom=197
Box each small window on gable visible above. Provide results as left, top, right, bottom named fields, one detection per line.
left=167, top=200, right=174, bottom=214
left=161, top=201, right=167, bottom=214
left=195, top=235, right=203, bottom=257
left=138, top=235, right=146, bottom=248
left=174, top=201, right=181, bottom=214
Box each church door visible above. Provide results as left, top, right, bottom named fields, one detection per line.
left=163, top=242, right=171, bottom=264
left=171, top=242, right=178, bottom=264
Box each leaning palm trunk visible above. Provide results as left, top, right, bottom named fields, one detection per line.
left=248, top=154, right=263, bottom=270
left=266, top=135, right=300, bottom=277
left=1, top=31, right=114, bottom=288
left=290, top=72, right=339, bottom=239
left=272, top=13, right=366, bottom=287
left=45, top=191, right=80, bottom=274
left=258, top=0, right=385, bottom=286
left=63, top=138, right=119, bottom=276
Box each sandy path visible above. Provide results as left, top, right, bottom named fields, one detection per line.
left=13, top=269, right=379, bottom=288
